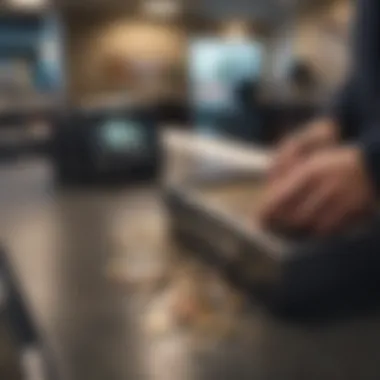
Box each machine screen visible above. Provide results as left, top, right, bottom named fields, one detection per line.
left=99, top=119, right=147, bottom=154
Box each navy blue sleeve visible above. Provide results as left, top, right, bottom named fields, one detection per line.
left=353, top=0, right=380, bottom=192
left=328, top=79, right=360, bottom=141
left=329, top=0, right=380, bottom=138
left=360, top=127, right=380, bottom=191
left=327, top=0, right=380, bottom=192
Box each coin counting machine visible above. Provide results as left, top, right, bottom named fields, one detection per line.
left=165, top=169, right=380, bottom=318
left=51, top=101, right=161, bottom=185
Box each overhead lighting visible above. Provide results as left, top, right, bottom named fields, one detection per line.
left=223, top=21, right=250, bottom=41
left=142, top=0, right=181, bottom=18
left=7, top=0, right=46, bottom=9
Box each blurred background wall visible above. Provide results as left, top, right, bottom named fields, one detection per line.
left=65, top=14, right=187, bottom=100
left=294, top=0, right=352, bottom=89
left=0, top=0, right=354, bottom=101
left=263, top=0, right=352, bottom=93
left=0, top=0, right=355, bottom=142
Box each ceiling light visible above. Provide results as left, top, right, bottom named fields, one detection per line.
left=223, top=21, right=250, bottom=41
left=7, top=0, right=46, bottom=9
left=142, top=0, right=181, bottom=18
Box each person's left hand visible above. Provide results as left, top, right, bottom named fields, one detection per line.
left=259, top=146, right=376, bottom=236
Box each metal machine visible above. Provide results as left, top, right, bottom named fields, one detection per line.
left=165, top=172, right=380, bottom=318
left=52, top=102, right=161, bottom=185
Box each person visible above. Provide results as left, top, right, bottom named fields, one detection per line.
left=259, top=0, right=380, bottom=235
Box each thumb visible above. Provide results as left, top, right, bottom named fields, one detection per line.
left=270, top=135, right=307, bottom=179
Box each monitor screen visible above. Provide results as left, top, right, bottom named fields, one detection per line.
left=189, top=38, right=262, bottom=137
left=99, top=118, right=147, bottom=155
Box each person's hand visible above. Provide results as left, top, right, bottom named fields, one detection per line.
left=270, top=118, right=340, bottom=179
left=260, top=146, right=376, bottom=236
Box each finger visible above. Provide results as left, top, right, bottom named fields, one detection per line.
left=290, top=178, right=339, bottom=229
left=271, top=131, right=320, bottom=180
left=315, top=196, right=378, bottom=236
left=312, top=197, right=350, bottom=236
left=270, top=136, right=304, bottom=178
left=260, top=163, right=317, bottom=226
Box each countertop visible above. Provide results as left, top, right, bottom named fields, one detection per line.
left=1, top=144, right=380, bottom=380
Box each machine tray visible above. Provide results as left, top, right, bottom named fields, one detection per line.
left=165, top=174, right=380, bottom=318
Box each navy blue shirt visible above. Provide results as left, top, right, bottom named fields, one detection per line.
left=331, top=0, right=380, bottom=190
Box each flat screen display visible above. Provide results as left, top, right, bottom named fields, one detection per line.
left=189, top=38, right=262, bottom=136
left=99, top=118, right=147, bottom=155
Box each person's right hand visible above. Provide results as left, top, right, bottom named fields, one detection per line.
left=270, top=118, right=340, bottom=179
